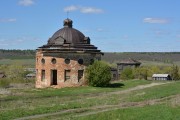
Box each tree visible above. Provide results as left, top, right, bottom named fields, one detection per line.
left=134, top=67, right=148, bottom=80
left=85, top=61, right=111, bottom=87
left=120, top=67, right=134, bottom=80
left=171, top=65, right=180, bottom=80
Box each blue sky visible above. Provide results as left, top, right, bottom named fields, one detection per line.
left=0, top=0, right=180, bottom=52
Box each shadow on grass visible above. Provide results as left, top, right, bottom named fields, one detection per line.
left=105, top=83, right=125, bottom=88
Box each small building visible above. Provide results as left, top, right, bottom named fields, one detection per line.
left=110, top=68, right=118, bottom=80
left=0, top=71, right=6, bottom=79
left=26, top=73, right=36, bottom=79
left=117, top=58, right=141, bottom=73
left=152, top=74, right=171, bottom=80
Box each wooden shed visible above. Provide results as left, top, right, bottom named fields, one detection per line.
left=152, top=74, right=171, bottom=80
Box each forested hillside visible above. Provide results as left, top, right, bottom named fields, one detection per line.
left=1, top=49, right=180, bottom=63
left=102, top=52, right=180, bottom=63
left=0, top=49, right=35, bottom=59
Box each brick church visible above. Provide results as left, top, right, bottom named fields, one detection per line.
left=36, top=18, right=103, bottom=88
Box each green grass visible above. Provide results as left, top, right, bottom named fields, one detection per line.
left=0, top=80, right=179, bottom=120
left=73, top=104, right=180, bottom=120
left=126, top=81, right=180, bottom=102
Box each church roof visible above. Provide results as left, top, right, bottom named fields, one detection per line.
left=38, top=18, right=103, bottom=54
left=47, top=18, right=85, bottom=45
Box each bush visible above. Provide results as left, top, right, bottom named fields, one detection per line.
left=86, top=61, right=111, bottom=87
left=120, top=67, right=134, bottom=80
left=134, top=67, right=148, bottom=80
left=0, top=78, right=10, bottom=88
left=171, top=65, right=180, bottom=80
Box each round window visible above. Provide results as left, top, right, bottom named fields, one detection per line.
left=41, top=58, right=45, bottom=64
left=78, top=59, right=83, bottom=64
left=64, top=58, right=70, bottom=64
left=51, top=58, right=56, bottom=64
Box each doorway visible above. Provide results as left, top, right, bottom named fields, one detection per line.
left=51, top=70, right=57, bottom=85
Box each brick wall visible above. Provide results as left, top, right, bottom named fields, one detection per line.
left=36, top=51, right=101, bottom=88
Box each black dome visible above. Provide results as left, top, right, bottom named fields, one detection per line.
left=48, top=18, right=85, bottom=45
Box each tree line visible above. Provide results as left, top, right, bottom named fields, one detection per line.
left=120, top=65, right=180, bottom=80
left=0, top=49, right=35, bottom=59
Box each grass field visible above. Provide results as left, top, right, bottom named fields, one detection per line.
left=0, top=80, right=180, bottom=120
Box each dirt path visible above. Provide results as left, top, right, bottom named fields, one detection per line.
left=15, top=82, right=171, bottom=120
left=110, top=82, right=169, bottom=94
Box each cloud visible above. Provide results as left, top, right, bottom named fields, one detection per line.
left=64, top=5, right=79, bottom=12
left=0, top=18, right=17, bottom=22
left=64, top=5, right=104, bottom=14
left=80, top=7, right=103, bottom=14
left=143, top=18, right=169, bottom=24
left=18, top=0, right=34, bottom=6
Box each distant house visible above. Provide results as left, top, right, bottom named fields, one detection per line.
left=152, top=74, right=171, bottom=80
left=26, top=73, right=36, bottom=79
left=117, top=58, right=141, bottom=74
left=0, top=73, right=6, bottom=79
left=110, top=68, right=118, bottom=80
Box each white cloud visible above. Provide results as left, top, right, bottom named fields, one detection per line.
left=64, top=5, right=79, bottom=12
left=18, top=0, right=34, bottom=6
left=64, top=5, right=104, bottom=14
left=0, top=18, right=17, bottom=22
left=143, top=18, right=169, bottom=24
left=80, top=7, right=103, bottom=14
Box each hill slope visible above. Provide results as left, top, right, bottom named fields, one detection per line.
left=1, top=49, right=180, bottom=63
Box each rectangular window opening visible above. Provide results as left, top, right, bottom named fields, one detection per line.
left=65, top=70, right=71, bottom=81
left=78, top=70, right=84, bottom=82
left=51, top=70, right=57, bottom=85
left=41, top=70, right=45, bottom=81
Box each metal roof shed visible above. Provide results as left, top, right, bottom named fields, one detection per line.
left=152, top=74, right=171, bottom=80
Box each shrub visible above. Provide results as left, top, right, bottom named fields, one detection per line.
left=134, top=67, right=148, bottom=80
left=86, top=61, right=111, bottom=87
left=171, top=65, right=180, bottom=80
left=0, top=78, right=10, bottom=88
left=120, top=67, right=134, bottom=80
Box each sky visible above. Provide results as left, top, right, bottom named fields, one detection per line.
left=0, top=0, right=180, bottom=52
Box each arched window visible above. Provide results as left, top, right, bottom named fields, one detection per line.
left=51, top=58, right=56, bottom=64
left=41, top=58, right=45, bottom=64
left=64, top=58, right=70, bottom=64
